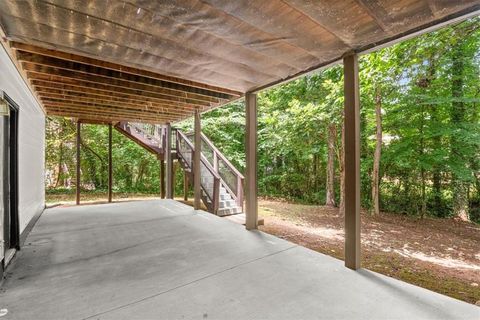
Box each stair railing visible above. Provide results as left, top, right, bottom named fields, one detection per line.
left=128, top=122, right=164, bottom=150
left=187, top=132, right=244, bottom=211
left=176, top=130, right=220, bottom=213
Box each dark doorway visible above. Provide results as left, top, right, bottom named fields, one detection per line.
left=2, top=92, right=19, bottom=263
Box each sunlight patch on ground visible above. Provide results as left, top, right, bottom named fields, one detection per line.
left=270, top=220, right=345, bottom=241
left=306, top=226, right=344, bottom=241
left=276, top=220, right=345, bottom=241
left=393, top=248, right=480, bottom=270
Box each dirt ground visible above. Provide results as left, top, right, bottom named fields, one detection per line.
left=258, top=198, right=480, bottom=305
left=46, top=193, right=479, bottom=305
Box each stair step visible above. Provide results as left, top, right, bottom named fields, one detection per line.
left=217, top=206, right=243, bottom=217
left=219, top=200, right=236, bottom=208
left=220, top=194, right=232, bottom=200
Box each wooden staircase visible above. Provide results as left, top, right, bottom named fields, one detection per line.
left=115, top=121, right=244, bottom=216
left=115, top=122, right=165, bottom=157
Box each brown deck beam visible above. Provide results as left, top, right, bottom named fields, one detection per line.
left=47, top=110, right=169, bottom=124
left=42, top=100, right=183, bottom=118
left=42, top=104, right=180, bottom=121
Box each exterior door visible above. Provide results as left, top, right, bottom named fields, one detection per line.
left=1, top=93, right=19, bottom=269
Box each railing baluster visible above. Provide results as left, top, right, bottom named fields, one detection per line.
left=213, top=177, right=220, bottom=214
left=197, top=133, right=244, bottom=209
left=237, top=176, right=244, bottom=209
left=213, top=151, right=218, bottom=173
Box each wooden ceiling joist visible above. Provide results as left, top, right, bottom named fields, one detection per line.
left=6, top=43, right=240, bottom=123
left=10, top=42, right=242, bottom=98
left=47, top=110, right=161, bottom=124
left=36, top=91, right=202, bottom=115
left=41, top=96, right=198, bottom=117
left=25, top=72, right=214, bottom=107
left=44, top=103, right=182, bottom=121
left=22, top=63, right=222, bottom=106
left=30, top=80, right=211, bottom=108
left=16, top=52, right=230, bottom=102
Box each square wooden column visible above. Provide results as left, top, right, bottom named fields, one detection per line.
left=160, top=159, right=165, bottom=199
left=76, top=121, right=81, bottom=205
left=343, top=53, right=361, bottom=270
left=194, top=108, right=202, bottom=210
left=108, top=123, right=113, bottom=203
left=165, top=123, right=173, bottom=199
left=183, top=174, right=189, bottom=201
left=245, top=92, right=258, bottom=230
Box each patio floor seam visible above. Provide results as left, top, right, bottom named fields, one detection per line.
left=30, top=211, right=197, bottom=237
left=82, top=243, right=298, bottom=320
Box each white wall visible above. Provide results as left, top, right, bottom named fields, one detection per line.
left=0, top=43, right=45, bottom=238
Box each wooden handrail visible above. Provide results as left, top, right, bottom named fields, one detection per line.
left=176, top=130, right=221, bottom=212
left=186, top=131, right=244, bottom=209
left=177, top=130, right=220, bottom=180
left=200, top=132, right=244, bottom=179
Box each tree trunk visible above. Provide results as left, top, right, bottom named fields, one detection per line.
left=427, top=56, right=442, bottom=215
left=54, top=141, right=64, bottom=188
left=339, top=122, right=345, bottom=216
left=372, top=86, right=382, bottom=215
left=419, top=104, right=427, bottom=219
left=135, top=160, right=147, bottom=189
left=326, top=123, right=336, bottom=206
left=125, top=164, right=133, bottom=190
left=421, top=167, right=427, bottom=218
left=450, top=41, right=470, bottom=221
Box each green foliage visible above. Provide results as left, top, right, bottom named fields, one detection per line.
left=46, top=118, right=161, bottom=195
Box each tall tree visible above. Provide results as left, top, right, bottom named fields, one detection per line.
left=372, top=86, right=383, bottom=215
left=450, top=37, right=470, bottom=221
left=326, top=123, right=336, bottom=206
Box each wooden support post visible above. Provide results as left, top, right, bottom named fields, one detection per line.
left=184, top=173, right=188, bottom=201
left=245, top=93, right=258, bottom=230
left=76, top=121, right=81, bottom=205
left=160, top=159, right=165, bottom=199
left=165, top=123, right=173, bottom=199
left=194, top=108, right=202, bottom=210
left=172, top=160, right=177, bottom=198
left=343, top=53, right=361, bottom=270
left=108, top=123, right=113, bottom=203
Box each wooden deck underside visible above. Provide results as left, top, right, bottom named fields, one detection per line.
left=0, top=0, right=478, bottom=123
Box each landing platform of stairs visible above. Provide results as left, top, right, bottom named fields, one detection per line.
left=0, top=200, right=477, bottom=319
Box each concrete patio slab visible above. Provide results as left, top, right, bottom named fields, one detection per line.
left=0, top=200, right=478, bottom=320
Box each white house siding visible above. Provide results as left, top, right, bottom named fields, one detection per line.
left=0, top=42, right=45, bottom=247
